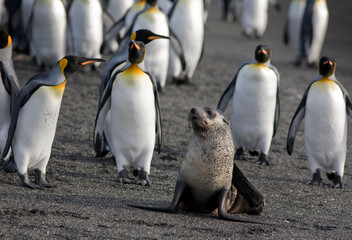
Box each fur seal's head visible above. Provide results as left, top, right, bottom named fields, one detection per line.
left=189, top=107, right=230, bottom=134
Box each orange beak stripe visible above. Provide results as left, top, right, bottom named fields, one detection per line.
left=148, top=36, right=162, bottom=40
left=133, top=42, right=140, bottom=50
left=82, top=60, right=96, bottom=66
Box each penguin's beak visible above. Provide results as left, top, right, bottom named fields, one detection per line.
left=258, top=49, right=267, bottom=55
left=81, top=58, right=106, bottom=66
left=147, top=34, right=170, bottom=41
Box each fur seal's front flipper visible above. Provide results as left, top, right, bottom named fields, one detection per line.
left=217, top=189, right=271, bottom=225
left=231, top=164, right=264, bottom=214
left=129, top=179, right=185, bottom=213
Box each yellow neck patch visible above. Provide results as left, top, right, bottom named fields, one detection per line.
left=59, top=58, right=68, bottom=79
left=124, top=63, right=144, bottom=75
left=53, top=80, right=67, bottom=92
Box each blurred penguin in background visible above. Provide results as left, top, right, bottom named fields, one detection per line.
left=241, top=0, right=269, bottom=38
left=283, top=0, right=307, bottom=66
left=27, top=0, right=67, bottom=69
left=102, top=0, right=135, bottom=53
left=68, top=0, right=103, bottom=69
left=298, top=0, right=329, bottom=67
left=169, top=0, right=204, bottom=84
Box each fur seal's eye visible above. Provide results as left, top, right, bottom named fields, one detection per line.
left=207, top=110, right=216, bottom=117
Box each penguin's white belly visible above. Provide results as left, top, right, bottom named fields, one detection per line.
left=307, top=1, right=329, bottom=63
left=69, top=0, right=103, bottom=58
left=287, top=0, right=306, bottom=56
left=0, top=82, right=10, bottom=153
left=231, top=64, right=277, bottom=152
left=132, top=11, right=169, bottom=87
left=241, top=0, right=268, bottom=36
left=31, top=0, right=66, bottom=66
left=304, top=80, right=346, bottom=173
left=109, top=73, right=155, bottom=166
left=13, top=86, right=64, bottom=170
left=169, top=0, right=204, bottom=78
left=180, top=136, right=233, bottom=203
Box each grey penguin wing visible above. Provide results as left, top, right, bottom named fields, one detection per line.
left=168, top=27, right=186, bottom=72
left=100, top=15, right=126, bottom=54
left=217, top=63, right=248, bottom=112
left=231, top=163, right=264, bottom=209
left=283, top=18, right=289, bottom=45
left=128, top=179, right=186, bottom=213
left=94, top=70, right=122, bottom=156
left=333, top=79, right=352, bottom=120
left=1, top=71, right=56, bottom=160
left=167, top=0, right=179, bottom=19
left=270, top=64, right=280, bottom=138
left=217, top=188, right=271, bottom=225
left=300, top=0, right=315, bottom=59
left=287, top=81, right=316, bottom=155
left=0, top=62, right=20, bottom=113
left=145, top=72, right=162, bottom=154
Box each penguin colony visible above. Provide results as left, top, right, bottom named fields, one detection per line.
left=0, top=0, right=348, bottom=225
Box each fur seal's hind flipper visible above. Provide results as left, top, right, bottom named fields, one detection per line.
left=231, top=163, right=264, bottom=214
left=217, top=188, right=270, bottom=224
left=128, top=179, right=186, bottom=213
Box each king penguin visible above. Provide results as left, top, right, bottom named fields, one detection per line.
left=287, top=57, right=352, bottom=188
left=1, top=56, right=105, bottom=189
left=129, top=0, right=170, bottom=90
left=169, top=0, right=204, bottom=83
left=283, top=0, right=307, bottom=66
left=217, top=45, right=280, bottom=166
left=0, top=31, right=20, bottom=163
left=241, top=0, right=269, bottom=38
left=67, top=0, right=103, bottom=68
left=298, top=0, right=329, bottom=67
left=94, top=41, right=162, bottom=186
left=95, top=29, right=169, bottom=157
left=27, top=0, right=67, bottom=68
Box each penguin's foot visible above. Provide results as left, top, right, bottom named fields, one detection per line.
left=172, top=76, right=190, bottom=85
left=35, top=169, right=54, bottom=188
left=332, top=175, right=344, bottom=189
left=326, top=172, right=335, bottom=181
left=117, top=168, right=132, bottom=184
left=136, top=170, right=150, bottom=187
left=248, top=151, right=259, bottom=157
left=257, top=152, right=270, bottom=166
left=306, top=62, right=316, bottom=68
left=19, top=173, right=41, bottom=189
left=310, top=170, right=322, bottom=186
left=235, top=147, right=247, bottom=161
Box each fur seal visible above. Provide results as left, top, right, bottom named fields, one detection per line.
left=129, top=106, right=266, bottom=223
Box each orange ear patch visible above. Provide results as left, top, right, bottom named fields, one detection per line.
left=6, top=36, right=11, bottom=47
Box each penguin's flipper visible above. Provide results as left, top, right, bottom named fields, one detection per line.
left=94, top=69, right=123, bottom=156
left=0, top=62, right=20, bottom=113
left=283, top=19, right=289, bottom=45
left=167, top=0, right=179, bottom=20
left=270, top=65, right=280, bottom=138
left=129, top=179, right=185, bottom=213
left=334, top=79, right=352, bottom=120
left=300, top=0, right=315, bottom=59
left=287, top=82, right=315, bottom=155
left=231, top=163, right=264, bottom=212
left=146, top=72, right=162, bottom=154
left=217, top=63, right=248, bottom=112
left=169, top=27, right=186, bottom=72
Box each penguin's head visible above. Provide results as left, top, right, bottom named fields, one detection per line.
left=130, top=29, right=170, bottom=45
left=146, top=0, right=157, bottom=6
left=128, top=41, right=146, bottom=64
left=255, top=45, right=271, bottom=63
left=319, top=56, right=336, bottom=77
left=0, top=31, right=12, bottom=49
left=58, top=56, right=106, bottom=78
